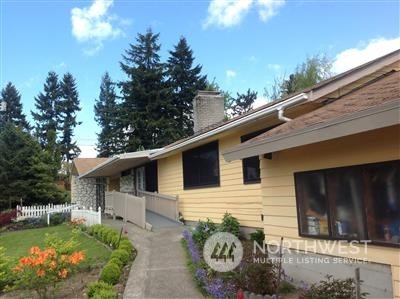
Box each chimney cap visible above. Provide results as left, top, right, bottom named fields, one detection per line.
left=195, top=90, right=221, bottom=96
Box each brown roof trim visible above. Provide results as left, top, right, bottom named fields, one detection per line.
left=223, top=99, right=399, bottom=162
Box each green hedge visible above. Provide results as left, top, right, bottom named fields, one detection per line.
left=85, top=224, right=136, bottom=298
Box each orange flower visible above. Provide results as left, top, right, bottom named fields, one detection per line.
left=68, top=251, right=85, bottom=265
left=30, top=246, right=41, bottom=255
left=61, top=254, right=67, bottom=261
left=49, top=260, right=57, bottom=269
left=36, top=269, right=45, bottom=277
left=58, top=268, right=68, bottom=278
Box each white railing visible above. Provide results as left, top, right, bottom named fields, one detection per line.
left=16, top=203, right=79, bottom=221
left=71, top=207, right=101, bottom=226
left=137, top=190, right=179, bottom=222
left=105, top=191, right=146, bottom=229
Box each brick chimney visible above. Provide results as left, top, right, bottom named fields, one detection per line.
left=193, top=91, right=225, bottom=132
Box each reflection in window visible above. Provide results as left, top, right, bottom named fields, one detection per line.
left=182, top=141, right=220, bottom=189
left=368, top=162, right=400, bottom=243
left=295, top=160, right=400, bottom=246
left=295, top=172, right=328, bottom=236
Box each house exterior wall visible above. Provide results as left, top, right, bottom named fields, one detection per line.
left=260, top=125, right=400, bottom=298
left=158, top=131, right=264, bottom=228
left=70, top=175, right=97, bottom=209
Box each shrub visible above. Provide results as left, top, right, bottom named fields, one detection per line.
left=236, top=263, right=277, bottom=295
left=87, top=281, right=116, bottom=298
left=303, top=275, right=368, bottom=299
left=279, top=280, right=296, bottom=294
left=109, top=257, right=123, bottom=269
left=219, top=212, right=240, bottom=237
left=110, top=249, right=130, bottom=265
left=49, top=212, right=71, bottom=226
left=250, top=229, right=265, bottom=246
left=99, top=261, right=121, bottom=285
left=0, top=209, right=16, bottom=226
left=118, top=239, right=134, bottom=253
left=0, top=247, right=12, bottom=291
left=192, top=218, right=217, bottom=250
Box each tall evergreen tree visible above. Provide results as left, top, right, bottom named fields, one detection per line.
left=166, top=37, right=207, bottom=138
left=120, top=28, right=174, bottom=151
left=229, top=89, right=257, bottom=117
left=31, top=71, right=61, bottom=146
left=0, top=82, right=30, bottom=130
left=94, top=72, right=123, bottom=157
left=0, top=123, right=67, bottom=209
left=59, top=72, right=81, bottom=162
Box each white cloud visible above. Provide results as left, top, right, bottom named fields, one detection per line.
left=226, top=69, right=237, bottom=78
left=203, top=0, right=253, bottom=28
left=71, top=0, right=126, bottom=54
left=333, top=37, right=400, bottom=74
left=247, top=55, right=258, bottom=63
left=267, top=63, right=281, bottom=71
left=78, top=145, right=98, bottom=158
left=257, top=0, right=285, bottom=22
left=203, top=0, right=285, bottom=29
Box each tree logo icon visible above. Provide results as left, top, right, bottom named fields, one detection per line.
left=203, top=232, right=243, bottom=272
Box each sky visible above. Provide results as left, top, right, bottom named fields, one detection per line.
left=1, top=0, right=399, bottom=158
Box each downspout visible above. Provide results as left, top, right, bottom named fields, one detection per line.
left=277, top=93, right=309, bottom=122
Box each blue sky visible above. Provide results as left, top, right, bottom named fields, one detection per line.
left=1, top=0, right=399, bottom=157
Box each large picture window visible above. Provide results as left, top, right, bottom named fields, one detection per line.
left=182, top=141, right=220, bottom=189
left=295, top=160, right=400, bottom=246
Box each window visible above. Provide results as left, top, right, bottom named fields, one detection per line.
left=295, top=160, right=400, bottom=246
left=183, top=141, right=220, bottom=189
left=241, top=127, right=275, bottom=184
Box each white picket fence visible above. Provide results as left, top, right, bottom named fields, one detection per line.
left=15, top=203, right=101, bottom=226
left=16, top=203, right=79, bottom=221
left=71, top=207, right=101, bottom=226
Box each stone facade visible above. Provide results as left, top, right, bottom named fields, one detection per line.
left=71, top=175, right=97, bottom=209
left=193, top=91, right=224, bottom=132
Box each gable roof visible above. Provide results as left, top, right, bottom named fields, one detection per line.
left=151, top=49, right=400, bottom=160
left=223, top=70, right=400, bottom=162
left=72, top=158, right=108, bottom=176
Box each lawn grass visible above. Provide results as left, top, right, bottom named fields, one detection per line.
left=0, top=224, right=111, bottom=268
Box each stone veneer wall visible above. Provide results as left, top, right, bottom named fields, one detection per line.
left=71, top=175, right=97, bottom=208
left=120, top=174, right=135, bottom=193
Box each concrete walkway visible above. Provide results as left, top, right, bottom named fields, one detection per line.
left=102, top=217, right=203, bottom=299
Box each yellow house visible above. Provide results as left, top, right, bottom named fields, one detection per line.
left=224, top=51, right=400, bottom=298
left=75, top=49, right=399, bottom=298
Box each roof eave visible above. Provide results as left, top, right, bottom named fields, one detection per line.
left=150, top=93, right=309, bottom=160
left=223, top=100, right=400, bottom=162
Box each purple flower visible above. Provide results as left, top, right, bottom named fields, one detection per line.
left=195, top=268, right=207, bottom=284
left=206, top=278, right=228, bottom=299
left=183, top=229, right=200, bottom=263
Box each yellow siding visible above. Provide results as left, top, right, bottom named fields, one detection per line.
left=261, top=125, right=400, bottom=298
left=158, top=131, right=263, bottom=228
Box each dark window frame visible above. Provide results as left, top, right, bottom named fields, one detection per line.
left=182, top=141, right=220, bottom=189
left=241, top=126, right=276, bottom=184
left=294, top=160, right=400, bottom=248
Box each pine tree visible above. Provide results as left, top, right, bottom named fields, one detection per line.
left=0, top=82, right=30, bottom=130
left=59, top=72, right=81, bottom=162
left=0, top=123, right=67, bottom=209
left=166, top=37, right=207, bottom=138
left=120, top=28, right=174, bottom=151
left=31, top=71, right=61, bottom=146
left=94, top=72, right=123, bottom=157
left=229, top=89, right=257, bottom=117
